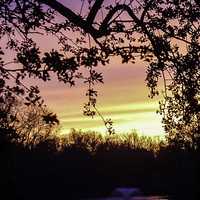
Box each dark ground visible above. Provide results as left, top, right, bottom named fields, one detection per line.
left=0, top=129, right=199, bottom=200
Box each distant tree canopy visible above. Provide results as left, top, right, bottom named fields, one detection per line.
left=0, top=93, right=59, bottom=146
left=0, top=0, right=200, bottom=148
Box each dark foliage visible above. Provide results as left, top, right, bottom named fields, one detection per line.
left=0, top=1, right=200, bottom=199
left=0, top=0, right=200, bottom=139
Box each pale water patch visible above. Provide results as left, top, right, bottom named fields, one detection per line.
left=85, top=197, right=169, bottom=200
left=83, top=187, right=169, bottom=200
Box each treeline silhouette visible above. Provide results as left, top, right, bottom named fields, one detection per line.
left=1, top=127, right=199, bottom=200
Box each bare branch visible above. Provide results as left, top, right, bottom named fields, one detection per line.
left=98, top=4, right=141, bottom=37
left=39, top=0, right=99, bottom=38
left=86, top=0, right=104, bottom=25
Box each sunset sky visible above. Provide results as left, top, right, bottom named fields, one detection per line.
left=3, top=0, right=166, bottom=137
left=38, top=0, right=165, bottom=136
left=39, top=57, right=164, bottom=136
left=33, top=0, right=165, bottom=137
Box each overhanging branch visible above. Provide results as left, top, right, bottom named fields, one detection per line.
left=86, top=0, right=104, bottom=25
left=39, top=0, right=155, bottom=47
left=39, top=0, right=100, bottom=38
left=38, top=0, right=146, bottom=40
left=98, top=4, right=142, bottom=37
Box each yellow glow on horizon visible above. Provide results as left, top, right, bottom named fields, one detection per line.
left=58, top=101, right=164, bottom=137
left=37, top=45, right=165, bottom=138
left=38, top=59, right=165, bottom=137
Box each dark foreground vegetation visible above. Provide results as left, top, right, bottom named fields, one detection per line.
left=1, top=127, right=199, bottom=200
left=0, top=0, right=200, bottom=199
